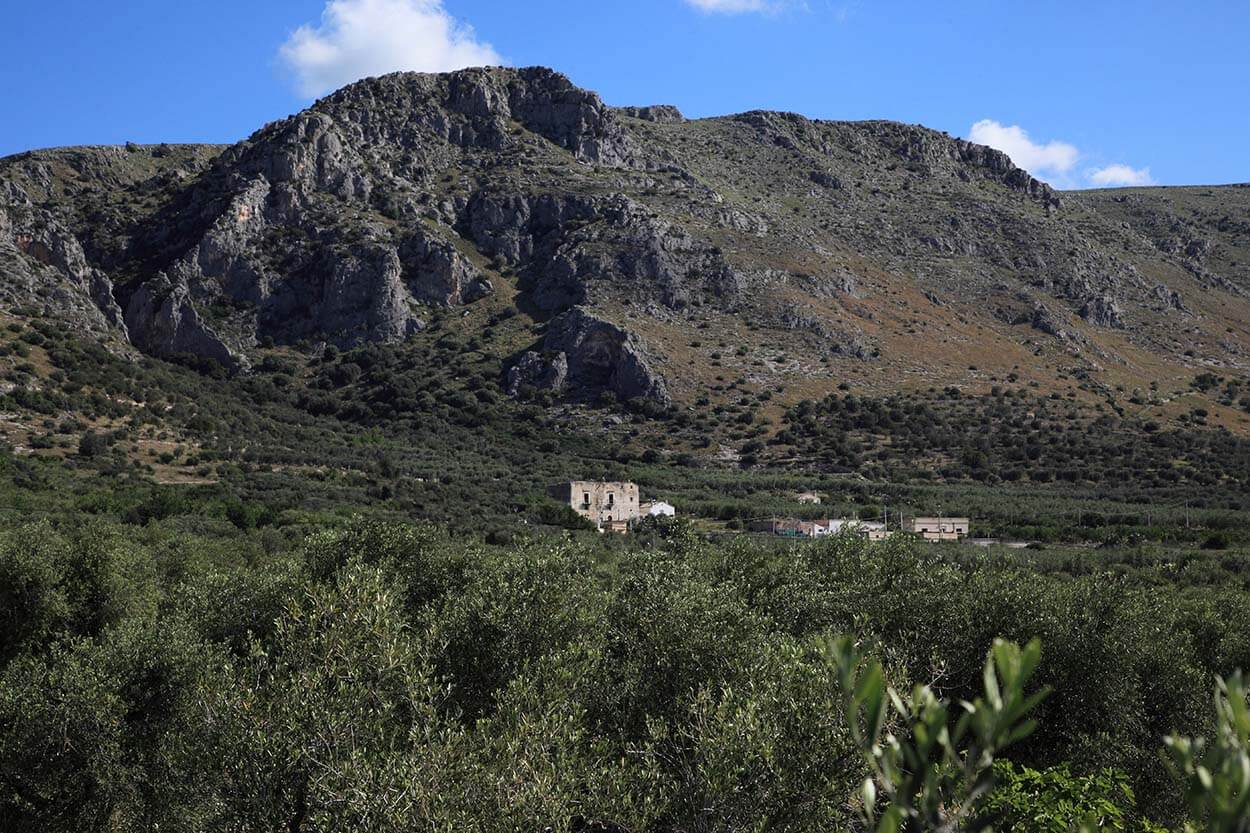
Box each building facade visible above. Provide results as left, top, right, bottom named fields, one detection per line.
left=549, top=481, right=642, bottom=531
left=907, top=517, right=970, bottom=541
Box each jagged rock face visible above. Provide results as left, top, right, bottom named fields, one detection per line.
left=513, top=308, right=669, bottom=404
left=168, top=177, right=274, bottom=304
left=463, top=191, right=740, bottom=311
left=0, top=199, right=125, bottom=337
left=952, top=140, right=1061, bottom=207
left=1029, top=303, right=1069, bottom=339
left=1080, top=295, right=1125, bottom=328
left=108, top=66, right=646, bottom=356
left=1153, top=283, right=1186, bottom=312
left=275, top=245, right=423, bottom=346
left=399, top=232, right=492, bottom=307
left=124, top=273, right=242, bottom=369
left=300, top=66, right=641, bottom=168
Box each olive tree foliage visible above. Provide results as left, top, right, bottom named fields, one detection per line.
left=980, top=762, right=1139, bottom=833
left=829, top=636, right=1050, bottom=833
left=1165, top=672, right=1250, bottom=833
left=199, top=558, right=475, bottom=831
left=4, top=515, right=1250, bottom=832
left=196, top=543, right=668, bottom=832
left=0, top=521, right=158, bottom=664
left=660, top=635, right=864, bottom=832
left=0, top=619, right=220, bottom=832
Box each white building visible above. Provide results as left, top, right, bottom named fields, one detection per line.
left=641, top=500, right=676, bottom=518
left=818, top=519, right=892, bottom=540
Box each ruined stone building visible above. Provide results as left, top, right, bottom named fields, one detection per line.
left=549, top=481, right=641, bottom=532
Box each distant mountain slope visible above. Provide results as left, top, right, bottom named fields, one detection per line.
left=1, top=66, right=1248, bottom=429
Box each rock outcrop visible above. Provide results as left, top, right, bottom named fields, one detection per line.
left=306, top=66, right=642, bottom=167
left=505, top=350, right=568, bottom=396
left=0, top=201, right=126, bottom=337
left=463, top=191, right=741, bottom=312
left=1079, top=295, right=1125, bottom=328
left=1028, top=303, right=1069, bottom=339
left=124, top=273, right=243, bottom=369
left=509, top=308, right=669, bottom=404
left=616, top=105, right=686, bottom=124
left=399, top=232, right=493, bottom=307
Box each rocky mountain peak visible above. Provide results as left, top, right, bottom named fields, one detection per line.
left=299, top=65, right=641, bottom=167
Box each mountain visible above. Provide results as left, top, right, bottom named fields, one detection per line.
left=2, top=66, right=1249, bottom=429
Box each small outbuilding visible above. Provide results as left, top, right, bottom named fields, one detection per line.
left=641, top=500, right=676, bottom=518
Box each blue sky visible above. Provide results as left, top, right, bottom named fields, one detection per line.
left=2, top=0, right=1247, bottom=187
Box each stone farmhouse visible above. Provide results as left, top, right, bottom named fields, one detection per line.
left=549, top=480, right=643, bottom=533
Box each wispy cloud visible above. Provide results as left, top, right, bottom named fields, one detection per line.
left=683, top=0, right=781, bottom=13
left=1087, top=163, right=1155, bottom=187
left=969, top=119, right=1152, bottom=189
left=279, top=0, right=502, bottom=98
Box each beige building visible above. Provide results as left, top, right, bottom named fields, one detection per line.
left=908, top=517, right=970, bottom=542
left=550, top=481, right=641, bottom=532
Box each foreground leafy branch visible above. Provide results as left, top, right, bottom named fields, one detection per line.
left=1165, top=671, right=1250, bottom=833
left=828, top=636, right=1050, bottom=833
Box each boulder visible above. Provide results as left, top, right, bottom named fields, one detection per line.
left=1029, top=302, right=1069, bottom=339
left=532, top=308, right=670, bottom=403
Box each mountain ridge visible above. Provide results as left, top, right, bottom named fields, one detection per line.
left=2, top=65, right=1249, bottom=430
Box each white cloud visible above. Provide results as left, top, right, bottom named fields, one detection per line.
left=684, top=0, right=777, bottom=13
left=968, top=119, right=1079, bottom=179
left=968, top=119, right=1154, bottom=189
left=1087, top=163, right=1155, bottom=187
left=279, top=0, right=502, bottom=98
